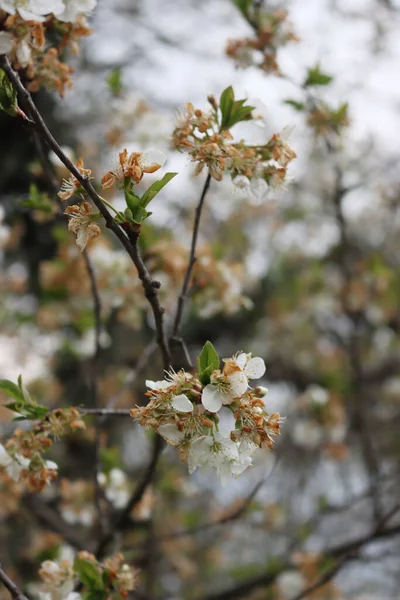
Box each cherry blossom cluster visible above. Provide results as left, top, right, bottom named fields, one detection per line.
left=0, top=403, right=85, bottom=491
left=131, top=343, right=282, bottom=485
left=0, top=1, right=97, bottom=95
left=172, top=89, right=296, bottom=193
left=226, top=7, right=298, bottom=75
left=37, top=551, right=139, bottom=600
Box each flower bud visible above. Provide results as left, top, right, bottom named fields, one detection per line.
left=253, top=386, right=269, bottom=398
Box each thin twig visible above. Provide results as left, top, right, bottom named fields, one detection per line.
left=81, top=408, right=132, bottom=416
left=201, top=504, right=400, bottom=600
left=288, top=504, right=400, bottom=600
left=0, top=55, right=171, bottom=371
left=156, top=478, right=265, bottom=541
left=0, top=565, right=30, bottom=600
left=22, top=494, right=86, bottom=550
left=94, top=434, right=163, bottom=559
left=82, top=249, right=106, bottom=532
left=171, top=172, right=211, bottom=339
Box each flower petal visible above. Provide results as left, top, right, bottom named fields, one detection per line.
left=228, top=371, right=248, bottom=397
left=201, top=385, right=223, bottom=412
left=172, top=394, right=193, bottom=413
left=158, top=423, right=184, bottom=443
left=140, top=149, right=167, bottom=171
left=244, top=356, right=266, bottom=379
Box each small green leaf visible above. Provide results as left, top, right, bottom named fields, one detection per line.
left=73, top=558, right=104, bottom=591
left=304, top=65, right=333, bottom=87
left=125, top=191, right=141, bottom=214
left=228, top=104, right=255, bottom=127
left=197, top=341, right=220, bottom=385
left=220, top=86, right=235, bottom=129
left=0, top=379, right=25, bottom=403
left=140, top=172, right=177, bottom=208
left=233, top=0, right=253, bottom=19
left=284, top=99, right=305, bottom=111
left=0, top=69, right=19, bottom=117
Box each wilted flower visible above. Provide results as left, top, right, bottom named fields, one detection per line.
left=58, top=157, right=91, bottom=201
left=64, top=201, right=100, bottom=252
left=101, top=148, right=166, bottom=189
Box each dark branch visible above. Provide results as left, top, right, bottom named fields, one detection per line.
left=0, top=55, right=171, bottom=371
left=0, top=566, right=29, bottom=600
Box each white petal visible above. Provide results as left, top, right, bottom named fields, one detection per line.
left=228, top=371, right=248, bottom=397
left=76, top=227, right=89, bottom=252
left=0, top=444, right=12, bottom=468
left=201, top=385, right=223, bottom=413
left=233, top=176, right=250, bottom=190
left=216, top=463, right=232, bottom=486
left=231, top=456, right=252, bottom=476
left=235, top=353, right=248, bottom=369
left=158, top=423, right=184, bottom=443
left=141, top=149, right=167, bottom=169
left=146, top=379, right=171, bottom=391
left=244, top=356, right=266, bottom=379
left=172, top=394, right=193, bottom=413
left=0, top=32, right=13, bottom=54
left=45, top=460, right=58, bottom=471
left=16, top=40, right=31, bottom=67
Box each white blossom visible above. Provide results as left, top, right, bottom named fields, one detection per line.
left=0, top=443, right=30, bottom=481
left=187, top=433, right=251, bottom=485
left=0, top=0, right=65, bottom=21
left=57, top=0, right=97, bottom=22
left=202, top=353, right=266, bottom=413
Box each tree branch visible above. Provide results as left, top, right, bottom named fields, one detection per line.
left=0, top=54, right=171, bottom=371
left=0, top=566, right=29, bottom=600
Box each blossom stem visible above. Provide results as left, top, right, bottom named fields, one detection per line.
left=98, top=196, right=119, bottom=214
left=171, top=172, right=212, bottom=340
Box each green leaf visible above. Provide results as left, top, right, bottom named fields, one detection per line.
left=0, top=69, right=19, bottom=117
left=106, top=67, right=123, bottom=96
left=304, top=65, right=333, bottom=87
left=83, top=591, right=108, bottom=600
left=284, top=99, right=305, bottom=111
left=0, top=379, right=25, bottom=403
left=197, top=341, right=220, bottom=385
left=140, top=172, right=177, bottom=208
left=228, top=104, right=255, bottom=127
left=125, top=190, right=141, bottom=214
left=74, top=558, right=104, bottom=591
left=220, top=86, right=235, bottom=129
left=233, top=0, right=253, bottom=19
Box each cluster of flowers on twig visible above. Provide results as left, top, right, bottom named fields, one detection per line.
left=131, top=342, right=282, bottom=485
left=0, top=376, right=85, bottom=490
left=226, top=4, right=298, bottom=75
left=172, top=87, right=296, bottom=194
left=37, top=551, right=139, bottom=600
left=0, top=0, right=96, bottom=95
